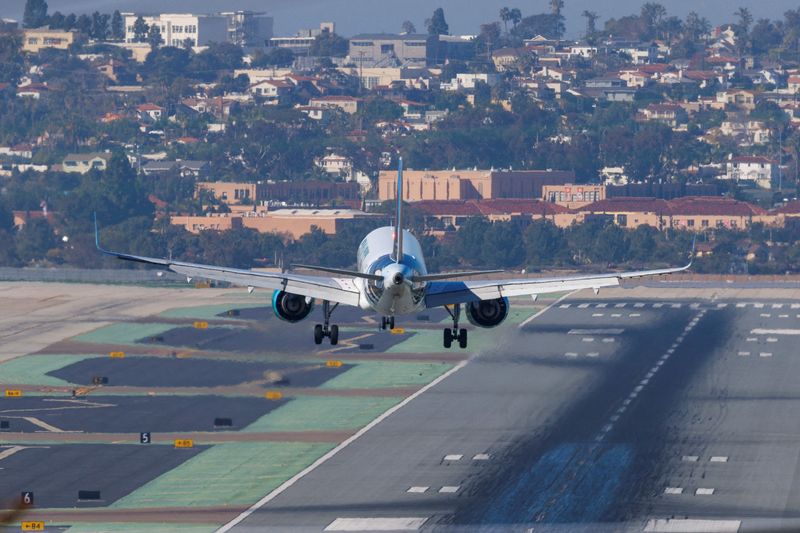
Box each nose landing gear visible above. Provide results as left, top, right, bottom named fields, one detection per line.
left=313, top=300, right=339, bottom=345
left=443, top=304, right=468, bottom=349
left=380, top=316, right=396, bottom=330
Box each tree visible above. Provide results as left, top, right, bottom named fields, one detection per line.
left=509, top=8, right=522, bottom=29
left=111, top=10, right=124, bottom=40
left=75, top=14, right=92, bottom=36
left=735, top=7, right=753, bottom=34
left=426, top=7, right=449, bottom=36
left=685, top=12, right=710, bottom=42
left=252, top=47, right=294, bottom=67
left=479, top=22, right=501, bottom=56
left=23, top=0, right=48, bottom=28
left=514, top=13, right=565, bottom=39
left=582, top=10, right=599, bottom=38
left=147, top=24, right=163, bottom=51
left=309, top=31, right=348, bottom=57
left=48, top=11, right=65, bottom=29
left=401, top=20, right=416, bottom=34
left=91, top=11, right=109, bottom=40
left=15, top=218, right=56, bottom=264
left=550, top=0, right=564, bottom=17
left=641, top=2, right=667, bottom=39
left=500, top=7, right=511, bottom=34
left=133, top=16, right=148, bottom=43
left=750, top=18, right=782, bottom=55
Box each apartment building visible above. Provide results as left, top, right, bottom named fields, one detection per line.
left=22, top=28, right=79, bottom=53
left=725, top=155, right=778, bottom=189
left=348, top=33, right=433, bottom=67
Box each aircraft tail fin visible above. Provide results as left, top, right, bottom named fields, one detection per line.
left=394, top=157, right=404, bottom=263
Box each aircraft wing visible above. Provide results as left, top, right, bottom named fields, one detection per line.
left=424, top=263, right=691, bottom=308
left=99, top=248, right=362, bottom=307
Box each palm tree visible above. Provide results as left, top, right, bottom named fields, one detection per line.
left=582, top=10, right=598, bottom=39
left=509, top=8, right=522, bottom=29
left=735, top=7, right=753, bottom=34
left=500, top=7, right=511, bottom=34
left=550, top=0, right=564, bottom=17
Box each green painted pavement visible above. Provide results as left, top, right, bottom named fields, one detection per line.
left=73, top=323, right=177, bottom=346
left=242, top=396, right=401, bottom=432
left=111, top=442, right=334, bottom=508
left=0, top=354, right=102, bottom=386
left=321, top=361, right=452, bottom=390
left=66, top=523, right=217, bottom=533
left=160, top=303, right=266, bottom=320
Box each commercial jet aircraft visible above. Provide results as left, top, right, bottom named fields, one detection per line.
left=96, top=159, right=691, bottom=348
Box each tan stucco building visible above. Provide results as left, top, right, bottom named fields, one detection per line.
left=379, top=169, right=575, bottom=202
left=22, top=28, right=79, bottom=53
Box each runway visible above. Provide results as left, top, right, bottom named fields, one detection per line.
left=223, top=299, right=800, bottom=532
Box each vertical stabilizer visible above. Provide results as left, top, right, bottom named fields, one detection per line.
left=394, top=157, right=404, bottom=263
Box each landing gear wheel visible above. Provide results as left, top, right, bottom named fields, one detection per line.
left=330, top=325, right=339, bottom=345
left=314, top=324, right=324, bottom=345
left=458, top=328, right=468, bottom=349
left=388, top=316, right=395, bottom=330
left=443, top=328, right=453, bottom=348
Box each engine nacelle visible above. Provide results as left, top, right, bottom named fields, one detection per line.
left=272, top=290, right=314, bottom=323
left=465, top=297, right=509, bottom=328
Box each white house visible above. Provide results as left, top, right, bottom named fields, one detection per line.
left=725, top=155, right=778, bottom=189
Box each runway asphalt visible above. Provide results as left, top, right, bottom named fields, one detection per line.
left=223, top=299, right=800, bottom=533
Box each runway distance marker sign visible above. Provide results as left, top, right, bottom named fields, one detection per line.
left=326, top=360, right=343, bottom=368
left=193, top=321, right=209, bottom=329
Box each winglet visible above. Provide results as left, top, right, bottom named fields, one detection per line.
left=94, top=212, right=102, bottom=251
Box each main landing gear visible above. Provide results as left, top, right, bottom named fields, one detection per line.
left=443, top=304, right=468, bottom=349
left=314, top=300, right=339, bottom=345
left=380, top=316, right=395, bottom=330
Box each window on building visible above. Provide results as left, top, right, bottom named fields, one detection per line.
left=380, top=44, right=395, bottom=54
left=616, top=214, right=628, bottom=226
left=687, top=219, right=694, bottom=227
left=701, top=219, right=709, bottom=227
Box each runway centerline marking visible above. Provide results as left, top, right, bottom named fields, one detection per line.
left=443, top=454, right=462, bottom=461
left=325, top=517, right=428, bottom=531
left=751, top=328, right=800, bottom=335
left=664, top=487, right=684, bottom=495
left=407, top=486, right=428, bottom=493
left=439, top=486, right=459, bottom=493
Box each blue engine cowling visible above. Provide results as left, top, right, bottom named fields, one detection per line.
left=272, top=290, right=314, bottom=323
left=465, top=297, right=509, bottom=328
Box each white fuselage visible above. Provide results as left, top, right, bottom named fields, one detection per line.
left=356, top=226, right=428, bottom=316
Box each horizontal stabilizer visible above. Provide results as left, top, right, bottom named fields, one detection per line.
left=291, top=264, right=383, bottom=281
left=410, top=270, right=504, bottom=283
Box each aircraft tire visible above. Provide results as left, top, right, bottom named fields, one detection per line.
left=458, top=328, right=468, bottom=349
left=314, top=324, right=324, bottom=345
left=330, top=325, right=339, bottom=345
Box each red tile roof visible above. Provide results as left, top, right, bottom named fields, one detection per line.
left=414, top=199, right=568, bottom=217
left=729, top=155, right=777, bottom=165
left=578, top=197, right=671, bottom=214
left=667, top=196, right=766, bottom=216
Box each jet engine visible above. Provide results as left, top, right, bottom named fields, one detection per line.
left=272, top=290, right=314, bottom=323
left=465, top=297, right=509, bottom=328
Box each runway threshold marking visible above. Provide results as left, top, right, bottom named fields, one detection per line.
left=325, top=517, right=429, bottom=531
left=644, top=519, right=740, bottom=532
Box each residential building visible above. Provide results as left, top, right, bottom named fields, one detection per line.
left=716, top=89, right=756, bottom=111
left=725, top=155, right=778, bottom=189
left=441, top=73, right=499, bottom=91
left=123, top=13, right=228, bottom=47
left=308, top=96, right=360, bottom=114
left=197, top=182, right=258, bottom=205
left=492, top=48, right=525, bottom=71
left=639, top=103, right=688, bottom=128
left=577, top=197, right=671, bottom=230
left=143, top=160, right=210, bottom=177
left=667, top=196, right=766, bottom=231
left=22, top=28, right=79, bottom=53
left=718, top=119, right=771, bottom=145
left=136, top=103, right=164, bottom=122
left=378, top=169, right=575, bottom=202
left=348, top=33, right=433, bottom=67
left=62, top=152, right=112, bottom=174
left=248, top=79, right=292, bottom=104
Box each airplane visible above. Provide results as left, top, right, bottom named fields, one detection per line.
left=95, top=159, right=692, bottom=349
